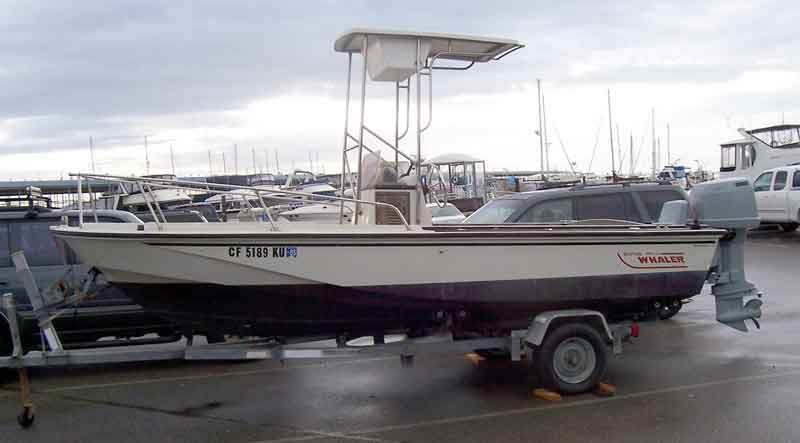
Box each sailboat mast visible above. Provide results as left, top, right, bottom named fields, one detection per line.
left=608, top=90, right=616, bottom=180
left=89, top=136, right=96, bottom=173
left=544, top=96, right=550, bottom=172
left=144, top=135, right=150, bottom=175
left=208, top=150, right=213, bottom=176
left=667, top=123, right=671, bottom=165
left=537, top=79, right=545, bottom=177
left=651, top=108, right=656, bottom=178
left=629, top=133, right=634, bottom=176
left=264, top=149, right=270, bottom=174
left=616, top=124, right=621, bottom=173
left=234, top=144, right=239, bottom=175
left=170, top=145, right=176, bottom=176
left=657, top=138, right=661, bottom=172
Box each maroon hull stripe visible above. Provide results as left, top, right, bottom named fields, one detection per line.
left=116, top=270, right=708, bottom=337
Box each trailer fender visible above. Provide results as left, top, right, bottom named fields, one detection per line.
left=524, top=309, right=613, bottom=347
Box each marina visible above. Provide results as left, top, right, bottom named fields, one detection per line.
left=1, top=3, right=799, bottom=442
left=0, top=229, right=797, bottom=442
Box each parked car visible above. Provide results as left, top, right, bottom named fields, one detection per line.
left=0, top=205, right=181, bottom=356
left=752, top=165, right=800, bottom=231
left=427, top=202, right=466, bottom=224
left=463, top=181, right=689, bottom=320
left=464, top=182, right=687, bottom=225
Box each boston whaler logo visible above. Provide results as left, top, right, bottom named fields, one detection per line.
left=228, top=246, right=298, bottom=259
left=617, top=251, right=687, bottom=269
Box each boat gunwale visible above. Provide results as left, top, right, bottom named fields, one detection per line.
left=51, top=226, right=725, bottom=241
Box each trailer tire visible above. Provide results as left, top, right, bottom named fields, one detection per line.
left=778, top=222, right=799, bottom=232
left=17, top=406, right=34, bottom=428
left=536, top=323, right=607, bottom=395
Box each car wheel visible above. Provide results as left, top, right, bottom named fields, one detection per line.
left=779, top=222, right=799, bottom=232
left=0, top=320, right=14, bottom=383
left=0, top=316, right=11, bottom=357
left=657, top=299, right=683, bottom=320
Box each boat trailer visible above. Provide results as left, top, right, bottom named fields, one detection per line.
left=2, top=252, right=639, bottom=428
left=3, top=175, right=765, bottom=428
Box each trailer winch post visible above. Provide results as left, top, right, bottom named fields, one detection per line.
left=3, top=293, right=36, bottom=428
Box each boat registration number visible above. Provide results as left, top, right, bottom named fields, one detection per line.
left=228, top=246, right=298, bottom=258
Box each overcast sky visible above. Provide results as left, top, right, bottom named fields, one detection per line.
left=1, top=0, right=798, bottom=180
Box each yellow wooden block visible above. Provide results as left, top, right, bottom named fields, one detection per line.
left=532, top=388, right=562, bottom=401
left=595, top=382, right=617, bottom=397
left=464, top=353, right=485, bottom=365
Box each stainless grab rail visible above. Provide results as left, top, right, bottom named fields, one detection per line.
left=71, top=172, right=412, bottom=230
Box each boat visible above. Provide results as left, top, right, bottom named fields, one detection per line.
left=423, top=153, right=488, bottom=214
left=656, top=165, right=691, bottom=188
left=52, top=29, right=762, bottom=340
left=264, top=170, right=338, bottom=214
left=278, top=202, right=354, bottom=223
left=203, top=188, right=272, bottom=221
left=66, top=174, right=212, bottom=222
left=719, top=124, right=800, bottom=184
left=205, top=170, right=339, bottom=222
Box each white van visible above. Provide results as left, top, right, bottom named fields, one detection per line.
left=752, top=165, right=800, bottom=231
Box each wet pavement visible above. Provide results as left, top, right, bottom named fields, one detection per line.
left=2, top=230, right=800, bottom=442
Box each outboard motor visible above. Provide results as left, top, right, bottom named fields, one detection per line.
left=690, top=178, right=762, bottom=332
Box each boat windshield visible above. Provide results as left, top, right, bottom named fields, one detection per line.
left=749, top=125, right=800, bottom=148
left=463, top=199, right=524, bottom=224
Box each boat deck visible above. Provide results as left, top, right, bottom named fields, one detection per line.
left=1, top=231, right=797, bottom=442
left=53, top=219, right=726, bottom=238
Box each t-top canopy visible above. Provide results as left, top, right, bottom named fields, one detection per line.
left=334, top=28, right=523, bottom=62
left=423, top=153, right=484, bottom=166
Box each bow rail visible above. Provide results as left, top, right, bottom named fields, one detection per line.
left=71, top=172, right=411, bottom=231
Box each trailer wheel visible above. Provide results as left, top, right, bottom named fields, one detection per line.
left=17, top=406, right=34, bottom=428
left=536, top=323, right=607, bottom=395
left=778, top=223, right=799, bottom=232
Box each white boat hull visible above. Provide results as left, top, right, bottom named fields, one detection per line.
left=53, top=222, right=722, bottom=336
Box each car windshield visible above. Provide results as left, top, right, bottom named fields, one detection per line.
left=430, top=205, right=462, bottom=217
left=464, top=199, right=524, bottom=224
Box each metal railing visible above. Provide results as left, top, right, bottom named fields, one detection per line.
left=71, top=172, right=412, bottom=231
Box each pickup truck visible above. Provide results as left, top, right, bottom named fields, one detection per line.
left=752, top=165, right=800, bottom=231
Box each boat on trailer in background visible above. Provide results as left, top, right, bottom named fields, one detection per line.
left=51, top=29, right=764, bottom=394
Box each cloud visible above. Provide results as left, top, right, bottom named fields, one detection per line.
left=0, top=0, right=798, bottom=180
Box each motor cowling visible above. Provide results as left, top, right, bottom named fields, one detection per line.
left=690, top=179, right=762, bottom=332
